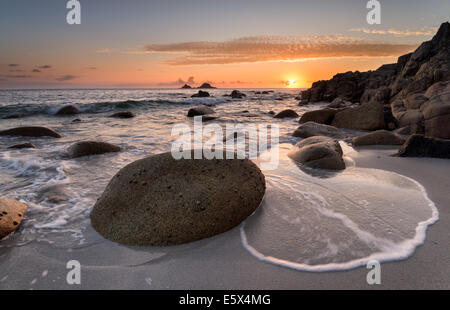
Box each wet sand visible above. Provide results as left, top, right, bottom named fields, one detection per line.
left=0, top=145, right=449, bottom=289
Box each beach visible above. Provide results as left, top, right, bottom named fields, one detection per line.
left=1, top=138, right=449, bottom=289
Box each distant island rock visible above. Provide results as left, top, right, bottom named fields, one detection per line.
left=181, top=84, right=192, bottom=89
left=197, top=83, right=216, bottom=89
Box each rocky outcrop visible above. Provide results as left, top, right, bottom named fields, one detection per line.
left=0, top=126, right=61, bottom=138
left=299, top=22, right=450, bottom=138
left=8, top=143, right=36, bottom=149
left=67, top=141, right=122, bottom=158
left=56, top=105, right=79, bottom=115
left=191, top=90, right=210, bottom=98
left=331, top=102, right=385, bottom=131
left=187, top=106, right=215, bottom=117
left=397, top=134, right=450, bottom=158
left=0, top=197, right=27, bottom=240
left=274, top=109, right=299, bottom=119
left=90, top=152, right=266, bottom=246
left=110, top=111, right=135, bottom=118
left=293, top=122, right=345, bottom=139
left=181, top=84, right=192, bottom=89
left=288, top=136, right=346, bottom=170
left=352, top=130, right=406, bottom=146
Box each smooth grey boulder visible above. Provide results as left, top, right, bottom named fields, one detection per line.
left=352, top=130, right=406, bottom=146
left=0, top=127, right=61, bottom=138
left=67, top=141, right=122, bottom=158
left=293, top=122, right=345, bottom=139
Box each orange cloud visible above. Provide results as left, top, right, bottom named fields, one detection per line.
left=145, top=35, right=417, bottom=66
left=350, top=27, right=438, bottom=37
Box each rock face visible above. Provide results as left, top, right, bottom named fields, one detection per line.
left=288, top=136, right=346, bottom=170
left=0, top=126, right=61, bottom=138
left=8, top=143, right=36, bottom=149
left=332, top=102, right=385, bottom=131
left=274, top=109, right=299, bottom=119
left=299, top=22, right=450, bottom=137
left=397, top=134, right=450, bottom=158
left=293, top=122, right=345, bottom=139
left=110, top=111, right=135, bottom=118
left=299, top=109, right=340, bottom=125
left=67, top=141, right=122, bottom=158
left=0, top=197, right=27, bottom=240
left=352, top=130, right=406, bottom=146
left=187, top=106, right=215, bottom=117
left=56, top=105, right=79, bottom=115
left=191, top=90, right=210, bottom=98
left=90, top=152, right=266, bottom=246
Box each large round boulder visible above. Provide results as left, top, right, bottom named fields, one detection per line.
left=0, top=126, right=61, bottom=138
left=0, top=197, right=27, bottom=240
left=288, top=136, right=346, bottom=170
left=293, top=122, right=345, bottom=139
left=67, top=141, right=122, bottom=158
left=274, top=109, right=299, bottom=119
left=352, top=130, right=406, bottom=146
left=90, top=152, right=266, bottom=246
left=56, top=105, right=79, bottom=115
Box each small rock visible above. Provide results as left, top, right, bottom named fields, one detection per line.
left=191, top=90, right=211, bottom=98
left=288, top=136, right=345, bottom=170
left=293, top=122, right=345, bottom=139
left=187, top=106, right=215, bottom=117
left=274, top=109, right=299, bottom=119
left=352, top=130, right=406, bottom=146
left=56, top=105, right=79, bottom=115
left=8, top=143, right=36, bottom=149
left=67, top=141, right=122, bottom=158
left=0, top=127, right=61, bottom=138
left=110, top=111, right=135, bottom=118
left=2, top=114, right=24, bottom=120
left=0, top=197, right=27, bottom=240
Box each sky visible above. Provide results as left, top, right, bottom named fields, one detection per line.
left=0, top=0, right=449, bottom=89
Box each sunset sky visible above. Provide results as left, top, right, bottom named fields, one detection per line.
left=1, top=0, right=449, bottom=89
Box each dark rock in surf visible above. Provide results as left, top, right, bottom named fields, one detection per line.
left=191, top=90, right=210, bottom=98
left=0, top=127, right=61, bottom=138
left=56, top=105, right=79, bottom=115
left=274, top=109, right=299, bottom=119
left=110, top=111, right=135, bottom=119
left=67, top=141, right=122, bottom=158
left=8, top=143, right=36, bottom=149
left=187, top=106, right=215, bottom=117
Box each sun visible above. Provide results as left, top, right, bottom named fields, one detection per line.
left=286, top=79, right=297, bottom=88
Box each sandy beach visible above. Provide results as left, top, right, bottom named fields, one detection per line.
left=1, top=144, right=448, bottom=290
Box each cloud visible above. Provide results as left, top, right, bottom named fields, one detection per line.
left=8, top=64, right=20, bottom=67
left=32, top=69, right=41, bottom=73
left=1, top=74, right=32, bottom=79
left=156, top=76, right=196, bottom=87
left=349, top=27, right=438, bottom=37
left=144, top=35, right=417, bottom=66
left=86, top=67, right=97, bottom=70
left=55, top=75, right=77, bottom=82
left=39, top=65, right=52, bottom=69
left=9, top=69, right=23, bottom=72
left=96, top=48, right=111, bottom=54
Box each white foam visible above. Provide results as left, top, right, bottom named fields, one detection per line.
left=241, top=145, right=439, bottom=272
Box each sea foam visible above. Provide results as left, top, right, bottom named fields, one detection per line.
left=241, top=144, right=439, bottom=272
